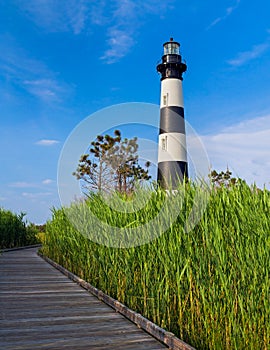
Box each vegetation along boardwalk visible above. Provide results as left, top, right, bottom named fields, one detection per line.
left=0, top=247, right=169, bottom=350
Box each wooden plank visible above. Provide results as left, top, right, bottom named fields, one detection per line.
left=39, top=252, right=196, bottom=350
left=0, top=248, right=168, bottom=350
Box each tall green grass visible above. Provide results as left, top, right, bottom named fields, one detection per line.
left=41, top=181, right=270, bottom=349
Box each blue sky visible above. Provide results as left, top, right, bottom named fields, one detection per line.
left=1, top=0, right=270, bottom=224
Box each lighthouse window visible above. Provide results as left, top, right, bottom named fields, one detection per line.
left=163, top=95, right=166, bottom=105
left=164, top=43, right=180, bottom=55
left=163, top=93, right=168, bottom=106
left=162, top=136, right=167, bottom=151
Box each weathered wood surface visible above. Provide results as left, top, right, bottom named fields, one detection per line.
left=0, top=248, right=168, bottom=349
left=40, top=253, right=195, bottom=350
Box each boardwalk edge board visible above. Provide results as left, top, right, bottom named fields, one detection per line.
left=38, top=252, right=196, bottom=350
left=0, top=244, right=42, bottom=253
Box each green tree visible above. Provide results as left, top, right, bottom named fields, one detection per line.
left=73, top=130, right=151, bottom=194
left=209, top=168, right=238, bottom=188
left=0, top=209, right=39, bottom=249
left=25, top=223, right=42, bottom=245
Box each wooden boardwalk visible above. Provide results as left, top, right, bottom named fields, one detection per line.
left=0, top=247, right=168, bottom=349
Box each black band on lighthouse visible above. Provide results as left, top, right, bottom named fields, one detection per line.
left=158, top=161, right=188, bottom=188
left=159, top=107, right=185, bottom=134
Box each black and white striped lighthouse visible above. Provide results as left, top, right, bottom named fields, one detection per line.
left=157, top=38, right=188, bottom=189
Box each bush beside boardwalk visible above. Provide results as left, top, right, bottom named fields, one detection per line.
left=0, top=208, right=41, bottom=249
left=41, top=181, right=270, bottom=349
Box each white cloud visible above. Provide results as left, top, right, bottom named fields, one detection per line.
left=110, top=86, right=120, bottom=91
left=200, top=115, right=270, bottom=188
left=99, top=0, right=145, bottom=63
left=8, top=179, right=55, bottom=190
left=207, top=0, right=241, bottom=30
left=100, top=0, right=174, bottom=63
left=0, top=38, right=70, bottom=102
left=222, top=115, right=270, bottom=133
left=226, top=1, right=240, bottom=16
left=101, top=28, right=136, bottom=64
left=208, top=17, right=222, bottom=28
left=22, top=192, right=53, bottom=199
left=36, top=139, right=60, bottom=146
left=89, top=1, right=107, bottom=25
left=17, top=0, right=87, bottom=34
left=227, top=42, right=269, bottom=67
left=42, top=179, right=54, bottom=185
left=9, top=182, right=37, bottom=188
left=23, top=79, right=61, bottom=101
left=15, top=1, right=175, bottom=64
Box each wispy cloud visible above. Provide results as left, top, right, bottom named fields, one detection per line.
left=8, top=179, right=55, bottom=189
left=36, top=139, right=60, bottom=146
left=17, top=0, right=87, bottom=34
left=89, top=1, right=107, bottom=25
left=22, top=192, right=53, bottom=199
left=226, top=0, right=241, bottom=15
left=208, top=17, right=222, bottom=28
left=100, top=0, right=175, bottom=64
left=9, top=182, right=37, bottom=188
left=99, top=0, right=144, bottom=64
left=42, top=179, right=54, bottom=185
left=100, top=28, right=136, bottom=64
left=15, top=1, right=175, bottom=64
left=23, top=79, right=63, bottom=101
left=207, top=0, right=241, bottom=30
left=201, top=114, right=270, bottom=188
left=0, top=37, right=70, bottom=102
left=227, top=42, right=270, bottom=67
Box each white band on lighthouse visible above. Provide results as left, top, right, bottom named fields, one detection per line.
left=158, top=133, right=187, bottom=162
left=160, top=78, right=184, bottom=108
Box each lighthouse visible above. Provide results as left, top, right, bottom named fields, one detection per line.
left=157, top=38, right=188, bottom=189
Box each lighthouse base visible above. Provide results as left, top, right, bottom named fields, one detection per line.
left=157, top=161, right=188, bottom=189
